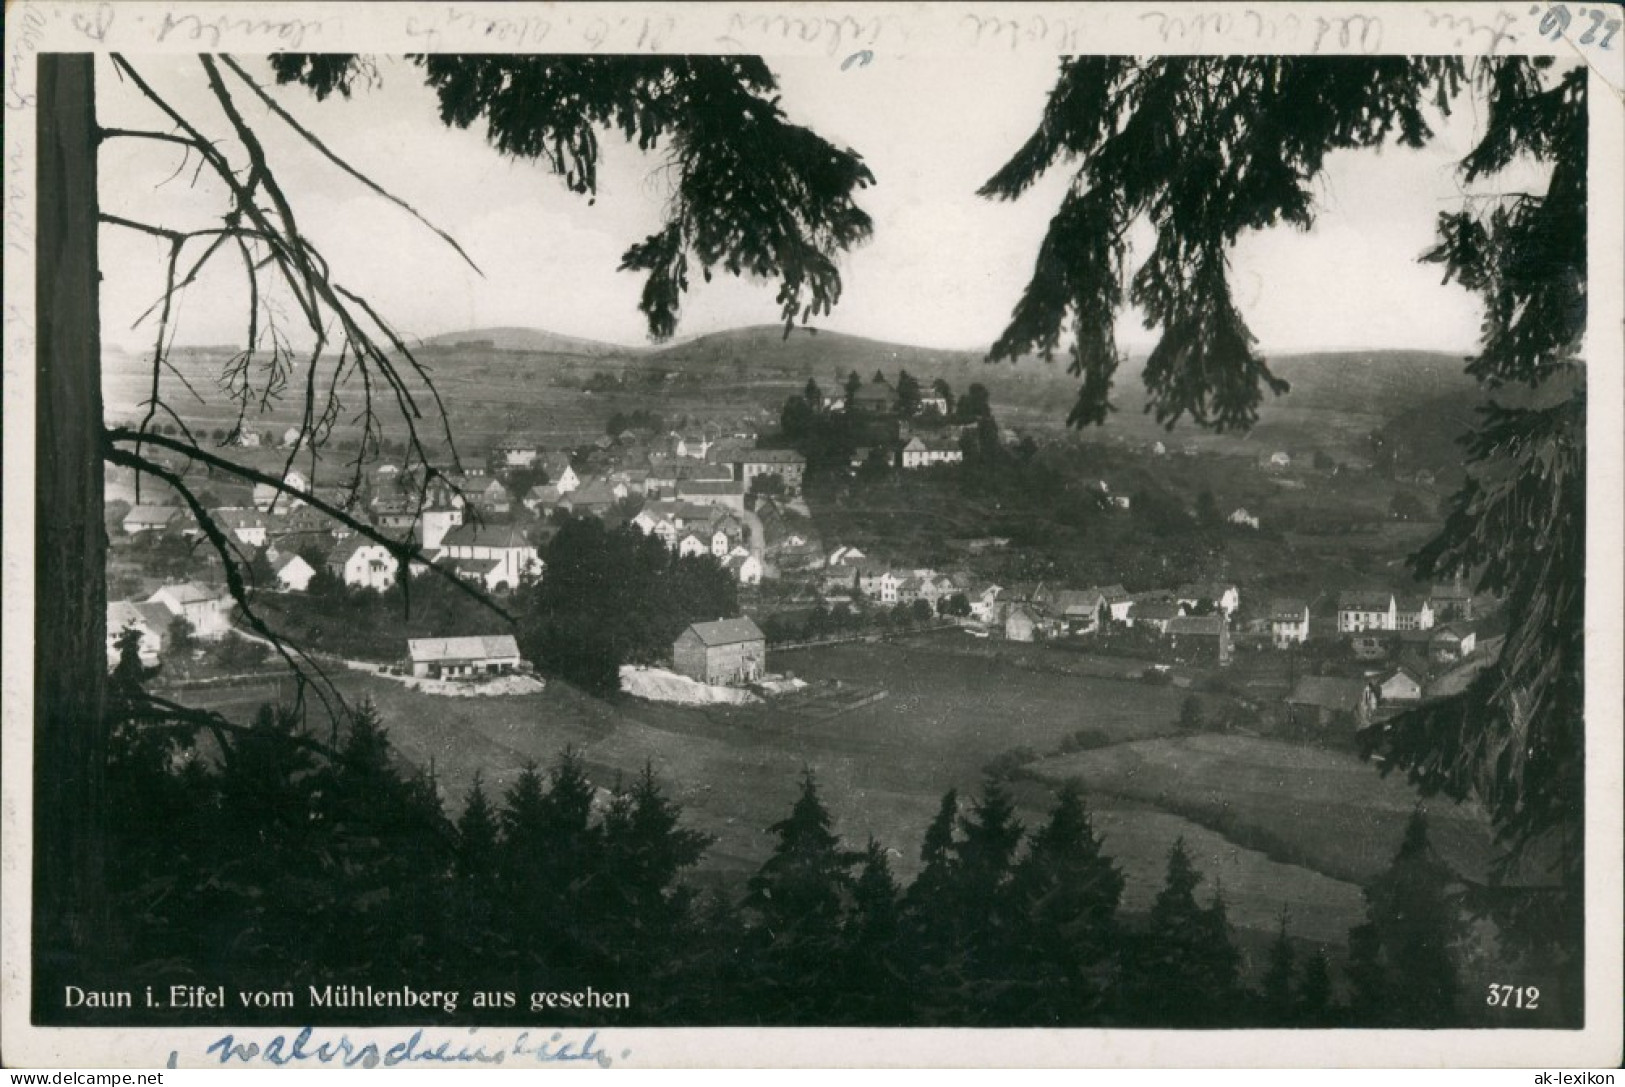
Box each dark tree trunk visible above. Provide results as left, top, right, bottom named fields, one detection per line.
left=34, top=53, right=108, bottom=1010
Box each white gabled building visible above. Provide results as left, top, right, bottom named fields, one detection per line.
left=147, top=581, right=232, bottom=639
left=435, top=524, right=542, bottom=589
left=1337, top=591, right=1397, bottom=633
left=1269, top=599, right=1312, bottom=648
left=270, top=552, right=316, bottom=592
left=899, top=435, right=964, bottom=469
left=107, top=600, right=174, bottom=666
left=252, top=469, right=309, bottom=513
left=328, top=539, right=399, bottom=591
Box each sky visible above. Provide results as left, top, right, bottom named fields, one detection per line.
left=95, top=53, right=1519, bottom=356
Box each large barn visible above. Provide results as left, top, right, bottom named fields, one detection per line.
left=672, top=618, right=766, bottom=687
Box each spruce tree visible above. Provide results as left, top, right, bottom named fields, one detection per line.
left=1122, top=838, right=1241, bottom=1025
left=900, top=788, right=963, bottom=1020
left=1347, top=807, right=1466, bottom=1026
left=1299, top=946, right=1335, bottom=1026
left=840, top=839, right=909, bottom=1024
left=1004, top=780, right=1124, bottom=1024
left=1261, top=907, right=1297, bottom=1025
left=598, top=765, right=713, bottom=1010
left=743, top=771, right=859, bottom=1022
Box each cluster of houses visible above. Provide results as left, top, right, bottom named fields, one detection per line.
left=631, top=502, right=762, bottom=584
left=106, top=580, right=234, bottom=666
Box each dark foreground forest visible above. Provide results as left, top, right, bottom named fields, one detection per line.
left=43, top=634, right=1576, bottom=1031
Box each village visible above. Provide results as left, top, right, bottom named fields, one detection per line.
left=104, top=362, right=1497, bottom=747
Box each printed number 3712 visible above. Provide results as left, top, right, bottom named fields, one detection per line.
left=1486, top=984, right=1540, bottom=1009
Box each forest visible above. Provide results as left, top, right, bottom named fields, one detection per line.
left=75, top=632, right=1511, bottom=1030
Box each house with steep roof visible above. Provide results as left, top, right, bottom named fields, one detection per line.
left=328, top=539, right=399, bottom=592
left=1377, top=664, right=1425, bottom=704
left=1395, top=595, right=1436, bottom=631
left=106, top=600, right=175, bottom=665
left=1430, top=623, right=1478, bottom=663
left=494, top=435, right=540, bottom=468
left=1337, top=590, right=1397, bottom=633
left=672, top=617, right=766, bottom=685
left=1005, top=603, right=1043, bottom=643
left=1269, top=599, right=1312, bottom=648
left=214, top=507, right=268, bottom=547
left=1429, top=581, right=1474, bottom=622
left=849, top=378, right=895, bottom=414
left=1176, top=582, right=1240, bottom=618
left=252, top=469, right=308, bottom=513
left=1284, top=676, right=1376, bottom=731
left=147, top=581, right=232, bottom=639
left=1053, top=589, right=1108, bottom=635
left=407, top=634, right=522, bottom=678
left=540, top=453, right=578, bottom=493
left=721, top=550, right=763, bottom=586
left=270, top=552, right=316, bottom=592
left=1165, top=614, right=1232, bottom=664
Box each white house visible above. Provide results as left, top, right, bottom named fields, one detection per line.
left=407, top=634, right=523, bottom=678
left=1269, top=599, right=1312, bottom=647
left=495, top=437, right=540, bottom=468
left=899, top=435, right=964, bottom=469
left=328, top=540, right=399, bottom=591
left=147, top=581, right=232, bottom=639
left=106, top=601, right=173, bottom=666
left=1228, top=508, right=1260, bottom=530
left=218, top=507, right=268, bottom=548
left=1176, top=582, right=1240, bottom=618
left=1337, top=591, right=1397, bottom=633
left=1097, top=585, right=1133, bottom=623
left=1378, top=665, right=1425, bottom=704
left=674, top=432, right=713, bottom=460
left=678, top=533, right=709, bottom=558
left=281, top=426, right=306, bottom=448
left=417, top=506, right=464, bottom=552
left=540, top=454, right=578, bottom=494
left=828, top=545, right=867, bottom=567
left=252, top=469, right=309, bottom=512
left=722, top=550, right=763, bottom=586
left=271, top=552, right=316, bottom=592
left=970, top=585, right=1004, bottom=623
left=1395, top=595, right=1436, bottom=631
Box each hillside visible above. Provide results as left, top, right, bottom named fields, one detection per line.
left=104, top=325, right=1486, bottom=468
left=419, top=326, right=643, bottom=357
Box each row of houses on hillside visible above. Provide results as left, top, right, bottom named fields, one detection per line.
left=632, top=502, right=762, bottom=584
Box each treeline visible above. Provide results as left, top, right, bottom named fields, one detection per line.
left=758, top=595, right=969, bottom=644
left=77, top=650, right=1537, bottom=1029
left=516, top=518, right=739, bottom=696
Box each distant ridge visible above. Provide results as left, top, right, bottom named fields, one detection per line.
left=419, top=326, right=645, bottom=357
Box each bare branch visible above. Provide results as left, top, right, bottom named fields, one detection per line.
left=218, top=54, right=486, bottom=278
left=105, top=427, right=514, bottom=624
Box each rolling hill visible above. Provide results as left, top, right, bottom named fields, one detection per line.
left=103, top=325, right=1487, bottom=466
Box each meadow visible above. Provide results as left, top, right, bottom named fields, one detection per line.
left=305, top=634, right=1484, bottom=952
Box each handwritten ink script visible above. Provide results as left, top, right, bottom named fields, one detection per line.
left=404, top=7, right=676, bottom=52
left=178, top=1027, right=627, bottom=1069
left=1529, top=2, right=1622, bottom=49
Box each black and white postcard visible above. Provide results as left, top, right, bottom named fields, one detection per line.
left=3, top=0, right=1621, bottom=1069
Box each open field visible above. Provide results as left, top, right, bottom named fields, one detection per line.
left=1026, top=734, right=1504, bottom=887
left=282, top=634, right=1469, bottom=949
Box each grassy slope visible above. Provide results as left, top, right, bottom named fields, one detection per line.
left=320, top=634, right=1435, bottom=947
